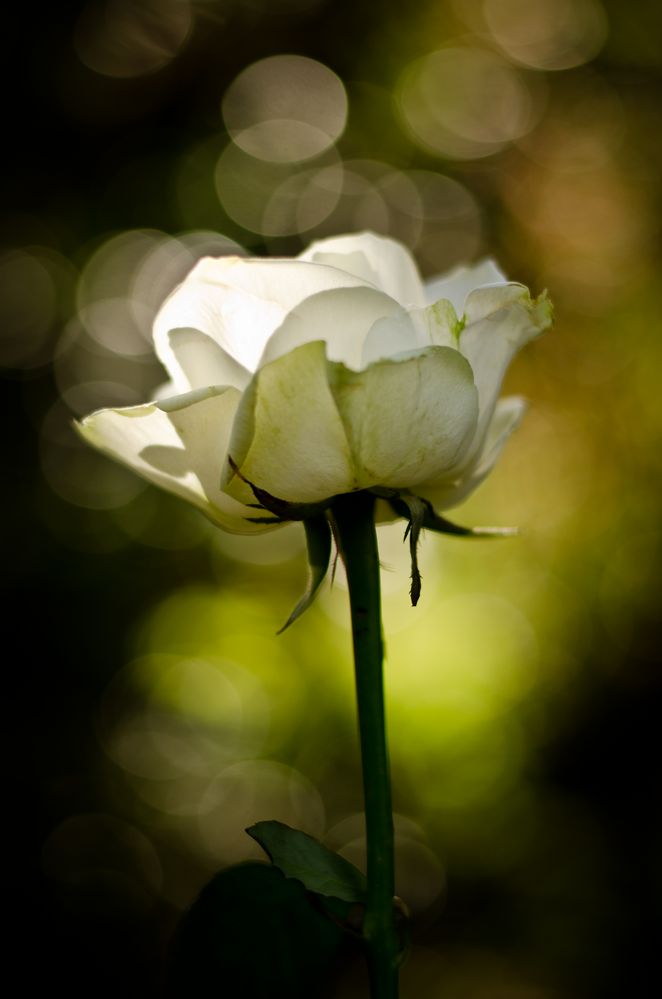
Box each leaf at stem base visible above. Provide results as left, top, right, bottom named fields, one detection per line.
left=247, top=820, right=367, bottom=903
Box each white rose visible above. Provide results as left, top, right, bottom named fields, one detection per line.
left=78, top=231, right=552, bottom=538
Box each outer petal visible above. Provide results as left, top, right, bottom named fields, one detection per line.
left=463, top=282, right=529, bottom=324
left=223, top=341, right=356, bottom=506
left=299, top=232, right=427, bottom=308
left=459, top=286, right=552, bottom=449
left=417, top=395, right=527, bottom=510
left=329, top=346, right=478, bottom=490
left=153, top=255, right=373, bottom=381
left=260, top=285, right=403, bottom=371
left=424, top=258, right=507, bottom=311
left=77, top=386, right=274, bottom=534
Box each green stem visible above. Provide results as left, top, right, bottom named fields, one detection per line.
left=331, top=492, right=399, bottom=999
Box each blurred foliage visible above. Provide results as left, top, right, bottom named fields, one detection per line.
left=166, top=862, right=351, bottom=998
left=4, top=0, right=661, bottom=996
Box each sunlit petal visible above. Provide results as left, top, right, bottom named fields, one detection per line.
left=300, top=231, right=427, bottom=308
left=424, top=258, right=508, bottom=311
left=153, top=255, right=372, bottom=376
left=162, top=328, right=251, bottom=392
left=260, top=285, right=402, bottom=371
left=460, top=287, right=552, bottom=448
left=77, top=387, right=273, bottom=533
left=361, top=298, right=460, bottom=366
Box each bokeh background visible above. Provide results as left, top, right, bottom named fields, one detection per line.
left=5, top=1, right=661, bottom=996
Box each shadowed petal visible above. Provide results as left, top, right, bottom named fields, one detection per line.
left=223, top=341, right=356, bottom=506
left=417, top=395, right=527, bottom=510
left=329, top=346, right=478, bottom=491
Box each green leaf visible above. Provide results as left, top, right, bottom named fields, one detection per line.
left=247, top=820, right=367, bottom=903
left=166, top=862, right=350, bottom=998
left=277, top=515, right=332, bottom=633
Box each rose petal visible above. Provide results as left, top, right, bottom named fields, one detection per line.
left=329, top=346, right=478, bottom=490
left=164, top=328, right=251, bottom=392
left=424, top=258, right=507, bottom=311
left=76, top=386, right=274, bottom=533
left=463, top=282, right=530, bottom=324
left=223, top=341, right=356, bottom=505
left=299, top=231, right=427, bottom=308
left=153, top=255, right=372, bottom=377
left=360, top=310, right=419, bottom=367
left=417, top=395, right=527, bottom=510
left=474, top=395, right=528, bottom=474
left=459, top=287, right=552, bottom=450
left=361, top=298, right=460, bottom=366
left=261, top=285, right=402, bottom=371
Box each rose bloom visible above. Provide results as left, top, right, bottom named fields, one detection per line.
left=78, top=232, right=551, bottom=534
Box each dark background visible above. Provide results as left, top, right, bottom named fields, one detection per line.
left=4, top=1, right=661, bottom=996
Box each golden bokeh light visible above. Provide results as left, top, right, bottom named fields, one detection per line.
left=397, top=46, right=542, bottom=160
left=196, top=759, right=326, bottom=865
left=211, top=520, right=305, bottom=566
left=406, top=170, right=482, bottom=274
left=261, top=164, right=345, bottom=237
left=214, top=140, right=347, bottom=237
left=484, top=0, right=608, bottom=71
left=99, top=653, right=270, bottom=784
left=222, top=55, right=348, bottom=163
left=516, top=72, right=625, bottom=173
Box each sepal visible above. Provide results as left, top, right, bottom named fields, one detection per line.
left=278, top=516, right=333, bottom=634
left=228, top=456, right=335, bottom=523
left=388, top=491, right=517, bottom=606
left=389, top=493, right=518, bottom=538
